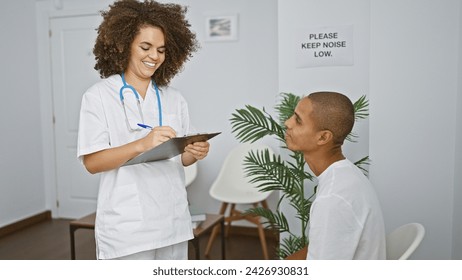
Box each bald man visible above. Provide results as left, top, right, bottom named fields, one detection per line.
left=285, top=92, right=386, bottom=260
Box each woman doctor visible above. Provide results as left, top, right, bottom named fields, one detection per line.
left=77, top=0, right=208, bottom=260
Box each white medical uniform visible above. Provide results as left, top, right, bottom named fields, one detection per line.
left=307, top=159, right=386, bottom=260
left=77, top=75, right=193, bottom=259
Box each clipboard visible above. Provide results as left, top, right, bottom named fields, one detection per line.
left=123, top=132, right=221, bottom=166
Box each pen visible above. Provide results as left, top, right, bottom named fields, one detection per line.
left=137, top=123, right=153, bottom=129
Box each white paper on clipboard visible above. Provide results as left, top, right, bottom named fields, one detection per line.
left=123, top=132, right=221, bottom=166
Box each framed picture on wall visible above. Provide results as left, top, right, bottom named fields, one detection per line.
left=205, top=14, right=238, bottom=42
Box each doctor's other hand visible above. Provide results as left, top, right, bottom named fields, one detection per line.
left=184, top=141, right=210, bottom=161
left=142, top=126, right=176, bottom=151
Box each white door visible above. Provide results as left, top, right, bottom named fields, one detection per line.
left=50, top=14, right=102, bottom=218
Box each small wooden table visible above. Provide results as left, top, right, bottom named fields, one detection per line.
left=191, top=213, right=225, bottom=260
left=69, top=212, right=225, bottom=260
left=69, top=212, right=96, bottom=260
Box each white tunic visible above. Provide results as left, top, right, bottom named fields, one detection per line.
left=77, top=75, right=193, bottom=259
left=307, top=159, right=386, bottom=260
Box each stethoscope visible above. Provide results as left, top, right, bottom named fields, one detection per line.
left=119, top=73, right=162, bottom=131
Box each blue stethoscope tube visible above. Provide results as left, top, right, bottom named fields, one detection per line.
left=119, top=73, right=162, bottom=129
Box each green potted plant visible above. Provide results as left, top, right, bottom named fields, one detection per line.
left=230, top=92, right=369, bottom=259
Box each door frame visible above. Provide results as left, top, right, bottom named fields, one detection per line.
left=36, top=0, right=112, bottom=217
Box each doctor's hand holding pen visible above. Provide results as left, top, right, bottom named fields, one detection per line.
left=137, top=123, right=210, bottom=166
left=138, top=125, right=177, bottom=150
left=83, top=125, right=177, bottom=174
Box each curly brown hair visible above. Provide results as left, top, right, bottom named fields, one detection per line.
left=93, top=0, right=199, bottom=87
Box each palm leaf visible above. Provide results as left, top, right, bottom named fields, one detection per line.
left=244, top=149, right=312, bottom=199
left=244, top=150, right=299, bottom=193
left=346, top=132, right=359, bottom=143
left=230, top=105, right=285, bottom=143
left=347, top=95, right=369, bottom=142
left=286, top=150, right=313, bottom=181
left=354, top=155, right=370, bottom=176
left=275, top=92, right=300, bottom=125
left=245, top=207, right=290, bottom=233
left=353, top=94, right=369, bottom=121
left=277, top=235, right=308, bottom=259
left=288, top=195, right=311, bottom=225
left=243, top=149, right=312, bottom=237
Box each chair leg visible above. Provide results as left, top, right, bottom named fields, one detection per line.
left=206, top=200, right=271, bottom=259
left=257, top=219, right=269, bottom=260
left=205, top=202, right=228, bottom=257
left=261, top=200, right=269, bottom=209
left=255, top=201, right=269, bottom=259
left=226, top=204, right=236, bottom=237
left=253, top=200, right=274, bottom=260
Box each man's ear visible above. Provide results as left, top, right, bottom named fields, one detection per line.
left=317, top=130, right=333, bottom=145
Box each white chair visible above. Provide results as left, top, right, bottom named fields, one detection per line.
left=184, top=162, right=198, bottom=187
left=386, top=222, right=425, bottom=260
left=204, top=143, right=274, bottom=259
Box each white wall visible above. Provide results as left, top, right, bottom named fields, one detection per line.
left=452, top=0, right=462, bottom=260
left=0, top=0, right=46, bottom=227
left=370, top=0, right=460, bottom=259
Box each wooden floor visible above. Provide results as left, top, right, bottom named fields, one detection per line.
left=0, top=219, right=278, bottom=260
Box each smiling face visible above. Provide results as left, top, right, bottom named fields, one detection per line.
left=126, top=25, right=166, bottom=81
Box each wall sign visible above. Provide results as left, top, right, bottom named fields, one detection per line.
left=294, top=25, right=354, bottom=68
